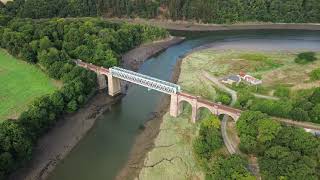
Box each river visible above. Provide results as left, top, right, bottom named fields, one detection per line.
left=48, top=30, right=320, bottom=180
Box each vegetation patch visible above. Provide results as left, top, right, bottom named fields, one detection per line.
left=294, top=52, right=317, bottom=64
left=193, top=116, right=254, bottom=179
left=237, top=111, right=320, bottom=179
left=246, top=88, right=320, bottom=123
left=139, top=111, right=204, bottom=180
left=0, top=50, right=57, bottom=121
left=310, top=68, right=320, bottom=81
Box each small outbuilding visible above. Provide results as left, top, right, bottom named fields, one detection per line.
left=239, top=71, right=262, bottom=85
left=221, top=75, right=241, bottom=85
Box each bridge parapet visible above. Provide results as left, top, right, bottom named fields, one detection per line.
left=75, top=59, right=110, bottom=75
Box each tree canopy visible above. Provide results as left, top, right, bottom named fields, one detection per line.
left=1, top=0, right=320, bottom=24
left=237, top=111, right=320, bottom=179
left=0, top=18, right=168, bottom=179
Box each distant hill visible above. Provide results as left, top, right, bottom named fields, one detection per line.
left=1, top=0, right=320, bottom=24
left=98, top=0, right=320, bottom=24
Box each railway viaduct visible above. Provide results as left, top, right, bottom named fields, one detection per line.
left=75, top=60, right=242, bottom=122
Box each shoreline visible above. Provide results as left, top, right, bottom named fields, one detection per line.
left=115, top=56, right=183, bottom=180
left=107, top=18, right=320, bottom=31
left=9, top=36, right=185, bottom=180
left=10, top=93, right=122, bottom=180
left=121, top=36, right=185, bottom=71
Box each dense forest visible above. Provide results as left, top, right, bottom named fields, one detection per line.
left=1, top=0, right=320, bottom=23
left=193, top=116, right=255, bottom=179
left=234, top=81, right=320, bottom=124
left=237, top=111, right=320, bottom=179
left=0, top=18, right=168, bottom=179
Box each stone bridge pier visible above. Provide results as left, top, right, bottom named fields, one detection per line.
left=97, top=73, right=121, bottom=96
left=107, top=75, right=121, bottom=96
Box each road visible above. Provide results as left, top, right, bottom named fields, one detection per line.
left=202, top=72, right=238, bottom=154
left=203, top=72, right=261, bottom=178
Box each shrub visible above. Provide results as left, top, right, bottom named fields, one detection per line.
left=310, top=68, right=320, bottom=81
left=290, top=108, right=310, bottom=121
left=295, top=52, right=317, bottom=64
left=310, top=104, right=320, bottom=123
left=206, top=155, right=255, bottom=180
left=309, top=88, right=320, bottom=104
left=274, top=86, right=290, bottom=98
left=216, top=93, right=232, bottom=105
left=0, top=15, right=12, bottom=26
left=0, top=120, right=33, bottom=177
left=193, top=116, right=222, bottom=160
left=249, top=99, right=293, bottom=118
left=236, top=90, right=254, bottom=109
left=236, top=111, right=282, bottom=154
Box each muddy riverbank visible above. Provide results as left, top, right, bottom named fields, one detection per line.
left=115, top=57, right=183, bottom=180
left=122, top=36, right=185, bottom=71
left=10, top=37, right=184, bottom=180
left=10, top=93, right=122, bottom=180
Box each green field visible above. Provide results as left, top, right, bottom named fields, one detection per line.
left=0, top=50, right=58, bottom=121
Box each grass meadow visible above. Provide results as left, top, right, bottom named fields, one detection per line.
left=179, top=49, right=320, bottom=93
left=0, top=50, right=58, bottom=121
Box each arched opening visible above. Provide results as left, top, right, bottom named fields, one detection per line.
left=197, top=106, right=214, bottom=121
left=219, top=113, right=240, bottom=149
left=218, top=113, right=237, bottom=122
left=177, top=100, right=193, bottom=118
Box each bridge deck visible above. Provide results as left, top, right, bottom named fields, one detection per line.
left=110, top=67, right=181, bottom=94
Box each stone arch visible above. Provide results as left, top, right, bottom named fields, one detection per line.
left=196, top=106, right=216, bottom=121
left=177, top=99, right=193, bottom=116
left=216, top=111, right=240, bottom=122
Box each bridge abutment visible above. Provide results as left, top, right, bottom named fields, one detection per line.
left=170, top=94, right=179, bottom=117
left=107, top=75, right=121, bottom=96
left=97, top=73, right=107, bottom=90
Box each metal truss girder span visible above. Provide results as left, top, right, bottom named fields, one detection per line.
left=110, top=67, right=181, bottom=94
